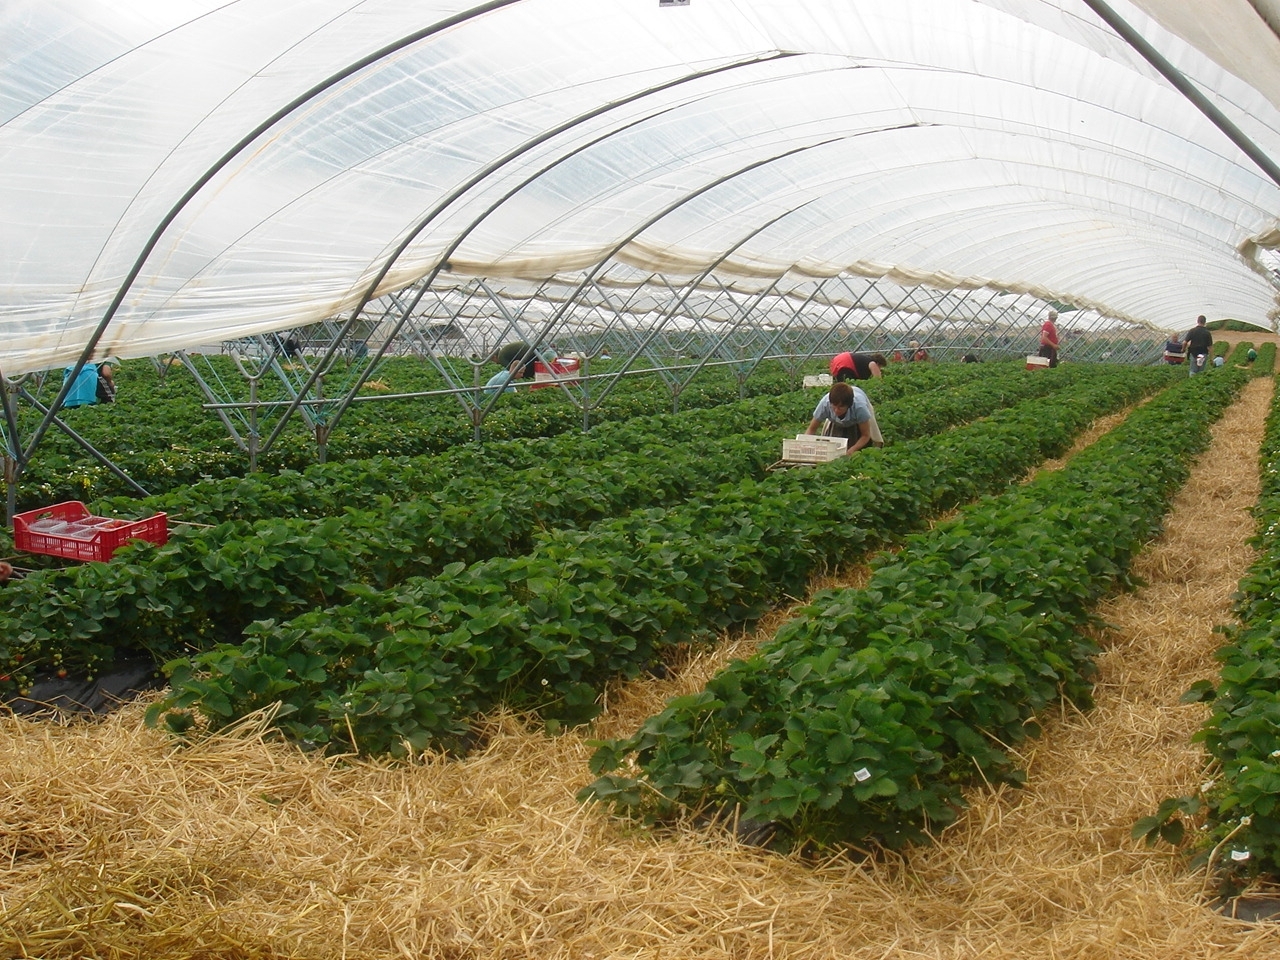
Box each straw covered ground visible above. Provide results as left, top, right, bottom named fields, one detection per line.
left=3, top=376, right=1279, bottom=959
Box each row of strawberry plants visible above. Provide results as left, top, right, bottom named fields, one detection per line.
left=94, top=360, right=1012, bottom=526
left=1223, top=340, right=1277, bottom=373
left=92, top=392, right=814, bottom=525
left=145, top=365, right=1174, bottom=757
left=0, top=364, right=1056, bottom=693
left=90, top=360, right=1029, bottom=529
left=13, top=358, right=807, bottom=510
left=49, top=351, right=993, bottom=507
left=582, top=367, right=1248, bottom=852
left=1154, top=368, right=1280, bottom=889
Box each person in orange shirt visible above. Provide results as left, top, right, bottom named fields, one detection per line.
left=1038, top=311, right=1060, bottom=367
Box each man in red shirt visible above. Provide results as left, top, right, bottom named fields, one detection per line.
left=1039, top=310, right=1061, bottom=367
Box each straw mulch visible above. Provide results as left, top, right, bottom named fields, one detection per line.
left=3, top=378, right=1278, bottom=959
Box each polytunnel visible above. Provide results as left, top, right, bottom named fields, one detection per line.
left=3, top=0, right=1280, bottom=499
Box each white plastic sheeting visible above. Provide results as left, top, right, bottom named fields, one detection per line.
left=2, top=0, right=1279, bottom=376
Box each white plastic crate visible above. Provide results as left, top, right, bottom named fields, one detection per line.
left=781, top=434, right=846, bottom=463
left=1026, top=355, right=1051, bottom=370
left=802, top=374, right=833, bottom=388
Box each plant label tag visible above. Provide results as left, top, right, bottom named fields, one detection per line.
left=1231, top=849, right=1251, bottom=861
left=854, top=767, right=871, bottom=782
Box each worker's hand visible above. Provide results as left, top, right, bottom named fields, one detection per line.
left=846, top=421, right=872, bottom=454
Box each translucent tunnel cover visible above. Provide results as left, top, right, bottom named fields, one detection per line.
left=2, top=0, right=1278, bottom=375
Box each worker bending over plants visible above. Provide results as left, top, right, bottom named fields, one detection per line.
left=829, top=351, right=886, bottom=382
left=805, top=380, right=883, bottom=454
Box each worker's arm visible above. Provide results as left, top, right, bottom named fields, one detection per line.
left=845, top=419, right=871, bottom=454
left=805, top=417, right=823, bottom=436
left=868, top=362, right=882, bottom=378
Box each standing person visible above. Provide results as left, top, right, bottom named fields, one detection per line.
left=805, top=381, right=882, bottom=454
left=1184, top=315, right=1213, bottom=375
left=1038, top=310, right=1060, bottom=367
left=829, top=351, right=886, bottom=382
left=1163, top=334, right=1185, bottom=364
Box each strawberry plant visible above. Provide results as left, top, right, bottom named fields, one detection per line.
left=1154, top=364, right=1280, bottom=889
left=583, top=368, right=1246, bottom=851
left=0, top=362, right=1097, bottom=691
left=144, top=365, right=1172, bottom=757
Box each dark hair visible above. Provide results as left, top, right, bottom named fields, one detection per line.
left=829, top=381, right=854, bottom=405
left=870, top=353, right=887, bottom=366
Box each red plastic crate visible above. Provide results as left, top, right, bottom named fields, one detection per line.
left=13, top=501, right=168, bottom=562
left=530, top=358, right=581, bottom=389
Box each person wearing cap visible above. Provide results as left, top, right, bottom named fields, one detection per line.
left=805, top=381, right=883, bottom=453
left=1038, top=311, right=1060, bottom=367
left=908, top=339, right=929, bottom=362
